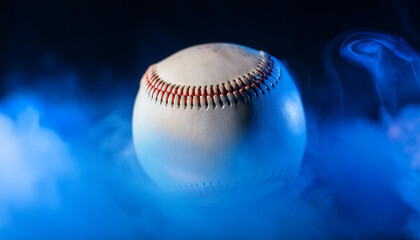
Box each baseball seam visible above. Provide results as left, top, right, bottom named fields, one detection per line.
left=176, top=164, right=296, bottom=197
left=141, top=51, right=280, bottom=109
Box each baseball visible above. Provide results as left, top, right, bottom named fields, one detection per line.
left=132, top=43, right=306, bottom=198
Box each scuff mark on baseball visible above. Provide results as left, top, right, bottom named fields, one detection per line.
left=132, top=43, right=306, bottom=199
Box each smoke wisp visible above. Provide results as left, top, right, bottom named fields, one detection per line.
left=1, top=31, right=420, bottom=239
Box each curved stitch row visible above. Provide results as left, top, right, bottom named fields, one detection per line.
left=142, top=52, right=280, bottom=109
left=176, top=164, right=296, bottom=197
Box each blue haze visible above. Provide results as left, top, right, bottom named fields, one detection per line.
left=0, top=31, right=420, bottom=239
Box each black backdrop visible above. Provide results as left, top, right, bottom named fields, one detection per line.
left=1, top=2, right=420, bottom=239
left=1, top=0, right=420, bottom=100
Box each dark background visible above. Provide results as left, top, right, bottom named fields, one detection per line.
left=1, top=1, right=420, bottom=239
left=1, top=0, right=420, bottom=100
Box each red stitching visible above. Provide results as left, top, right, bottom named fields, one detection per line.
left=142, top=53, right=277, bottom=109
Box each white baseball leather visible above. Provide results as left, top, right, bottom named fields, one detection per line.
left=132, top=43, right=306, bottom=196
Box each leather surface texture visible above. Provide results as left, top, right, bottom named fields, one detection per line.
left=132, top=43, right=307, bottom=197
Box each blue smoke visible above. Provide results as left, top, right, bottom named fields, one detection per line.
left=1, top=31, right=420, bottom=239
left=0, top=76, right=160, bottom=239
left=340, top=32, right=420, bottom=114
left=318, top=30, right=420, bottom=239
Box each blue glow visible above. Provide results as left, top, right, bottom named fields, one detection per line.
left=340, top=32, right=420, bottom=114
left=0, top=32, right=420, bottom=239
